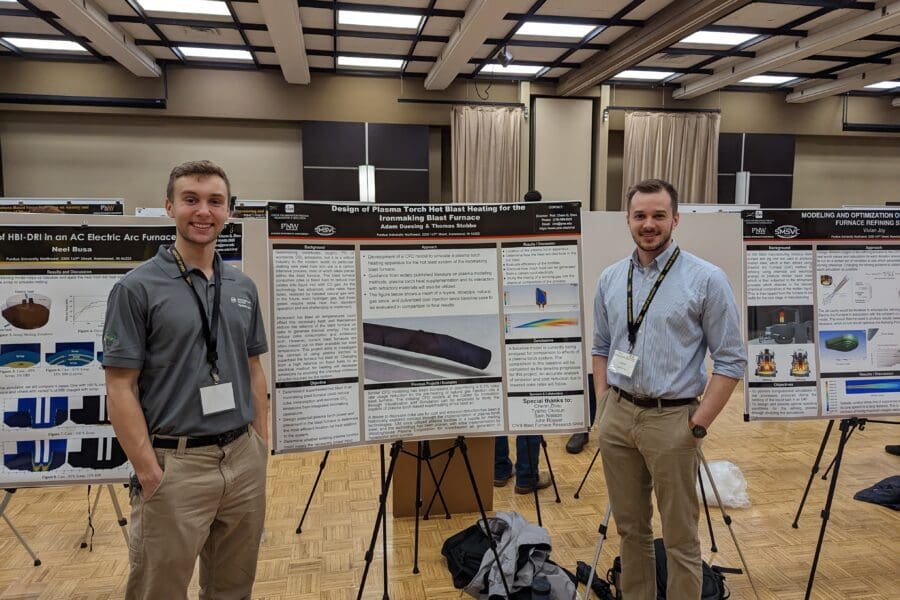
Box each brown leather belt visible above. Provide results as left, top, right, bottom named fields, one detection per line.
left=612, top=386, right=695, bottom=408
left=152, top=424, right=248, bottom=449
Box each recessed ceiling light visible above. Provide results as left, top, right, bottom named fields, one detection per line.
left=613, top=70, right=675, bottom=81
left=2, top=37, right=87, bottom=52
left=740, top=75, right=796, bottom=85
left=864, top=80, right=900, bottom=90
left=680, top=31, right=758, bottom=46
left=338, top=10, right=423, bottom=30
left=337, top=56, right=404, bottom=70
left=481, top=64, right=544, bottom=75
left=137, top=0, right=229, bottom=17
left=178, top=46, right=252, bottom=61
left=516, top=22, right=596, bottom=39
left=0, top=0, right=20, bottom=4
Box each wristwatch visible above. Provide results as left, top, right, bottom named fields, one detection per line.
left=690, top=422, right=707, bottom=439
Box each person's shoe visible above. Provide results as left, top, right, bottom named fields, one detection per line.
left=494, top=472, right=513, bottom=487
left=566, top=432, right=589, bottom=454
left=886, top=445, right=900, bottom=456
left=515, top=472, right=552, bottom=494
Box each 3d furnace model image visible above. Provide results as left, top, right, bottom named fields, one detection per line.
left=749, top=305, right=814, bottom=344
left=755, top=348, right=777, bottom=377
left=791, top=350, right=810, bottom=377
left=2, top=293, right=51, bottom=330
left=824, top=333, right=860, bottom=352
left=363, top=323, right=492, bottom=370
left=535, top=287, right=547, bottom=309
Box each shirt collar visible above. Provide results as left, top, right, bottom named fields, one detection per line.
left=153, top=244, right=234, bottom=280
left=630, top=239, right=679, bottom=271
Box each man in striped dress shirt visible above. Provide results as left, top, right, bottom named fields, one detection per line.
left=592, top=179, right=746, bottom=599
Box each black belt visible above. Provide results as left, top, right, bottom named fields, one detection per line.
left=152, top=425, right=248, bottom=449
left=612, top=386, right=695, bottom=409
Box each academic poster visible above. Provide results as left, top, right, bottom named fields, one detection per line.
left=268, top=202, right=587, bottom=453
left=743, top=209, right=900, bottom=420
left=0, top=223, right=243, bottom=486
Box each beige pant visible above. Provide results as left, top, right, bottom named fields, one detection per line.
left=597, top=388, right=702, bottom=600
left=126, top=427, right=268, bottom=600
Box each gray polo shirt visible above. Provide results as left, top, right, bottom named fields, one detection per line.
left=102, top=245, right=268, bottom=436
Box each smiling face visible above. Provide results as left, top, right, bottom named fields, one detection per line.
left=627, top=189, right=679, bottom=262
left=165, top=174, right=230, bottom=250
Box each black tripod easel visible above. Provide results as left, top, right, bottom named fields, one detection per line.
left=801, top=417, right=899, bottom=600
left=356, top=437, right=513, bottom=599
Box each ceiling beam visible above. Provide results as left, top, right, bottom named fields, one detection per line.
left=557, top=0, right=751, bottom=96
left=32, top=0, right=160, bottom=76
left=259, top=0, right=310, bottom=84
left=424, top=0, right=510, bottom=90
left=674, top=1, right=900, bottom=99
left=786, top=58, right=900, bottom=101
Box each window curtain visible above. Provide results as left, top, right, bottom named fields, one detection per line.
left=451, top=106, right=522, bottom=203
left=623, top=111, right=720, bottom=204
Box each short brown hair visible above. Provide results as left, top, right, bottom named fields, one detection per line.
left=625, top=178, right=678, bottom=213
left=166, top=160, right=231, bottom=202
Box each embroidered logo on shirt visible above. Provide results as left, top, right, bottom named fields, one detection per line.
left=230, top=296, right=253, bottom=310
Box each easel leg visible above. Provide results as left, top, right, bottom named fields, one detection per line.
left=380, top=445, right=389, bottom=600
left=412, top=442, right=423, bottom=574
left=698, top=448, right=761, bottom=600
left=106, top=484, right=129, bottom=545
left=526, top=437, right=543, bottom=527
left=296, top=450, right=330, bottom=534
left=805, top=418, right=852, bottom=600
left=698, top=467, right=718, bottom=554
left=456, top=436, right=512, bottom=598
left=1, top=490, right=41, bottom=566
left=539, top=436, right=561, bottom=503
left=581, top=503, right=612, bottom=600
left=574, top=446, right=602, bottom=499
left=793, top=420, right=833, bottom=528
left=423, top=446, right=453, bottom=520
left=357, top=441, right=400, bottom=600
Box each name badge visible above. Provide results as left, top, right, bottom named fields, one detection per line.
left=200, top=382, right=236, bottom=416
left=610, top=349, right=638, bottom=378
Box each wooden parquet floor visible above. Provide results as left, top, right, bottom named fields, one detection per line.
left=2, top=392, right=898, bottom=599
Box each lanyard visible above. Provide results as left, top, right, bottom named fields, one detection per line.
left=626, top=246, right=680, bottom=351
left=169, top=246, right=222, bottom=383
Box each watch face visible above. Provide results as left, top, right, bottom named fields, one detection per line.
left=692, top=425, right=707, bottom=438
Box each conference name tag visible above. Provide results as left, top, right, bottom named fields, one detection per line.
left=610, top=350, right=638, bottom=378
left=200, top=382, right=236, bottom=416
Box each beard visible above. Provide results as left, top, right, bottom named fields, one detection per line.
left=632, top=227, right=672, bottom=253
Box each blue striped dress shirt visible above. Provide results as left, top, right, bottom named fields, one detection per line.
left=592, top=241, right=746, bottom=399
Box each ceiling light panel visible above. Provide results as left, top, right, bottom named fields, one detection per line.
left=137, top=1, right=230, bottom=17
left=680, top=31, right=758, bottom=46
left=480, top=64, right=544, bottom=75
left=338, top=10, right=423, bottom=30
left=864, top=80, right=900, bottom=89
left=2, top=37, right=87, bottom=52
left=613, top=70, right=675, bottom=81
left=740, top=75, right=796, bottom=85
left=338, top=56, right=404, bottom=70
left=177, top=46, right=253, bottom=60
left=516, top=22, right=597, bottom=39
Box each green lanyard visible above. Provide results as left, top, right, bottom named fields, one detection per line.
left=169, top=246, right=222, bottom=384
left=626, top=246, right=680, bottom=351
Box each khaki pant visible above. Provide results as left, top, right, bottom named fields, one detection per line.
left=597, top=388, right=702, bottom=600
left=126, top=427, right=268, bottom=600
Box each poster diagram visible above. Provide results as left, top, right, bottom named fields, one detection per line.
left=0, top=223, right=243, bottom=486
left=268, top=202, right=587, bottom=453
left=743, top=209, right=900, bottom=420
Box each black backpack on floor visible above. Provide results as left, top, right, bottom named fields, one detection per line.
left=609, top=538, right=731, bottom=600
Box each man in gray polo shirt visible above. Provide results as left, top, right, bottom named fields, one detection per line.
left=102, top=160, right=269, bottom=600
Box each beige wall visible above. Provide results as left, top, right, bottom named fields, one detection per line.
left=0, top=112, right=303, bottom=210
left=533, top=97, right=594, bottom=204
left=793, top=136, right=900, bottom=207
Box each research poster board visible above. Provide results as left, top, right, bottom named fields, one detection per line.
left=743, top=209, right=900, bottom=420
left=268, top=202, right=587, bottom=453
left=0, top=198, right=124, bottom=215
left=0, top=221, right=243, bottom=486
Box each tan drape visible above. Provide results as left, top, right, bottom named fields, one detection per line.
left=451, top=106, right=522, bottom=203
left=623, top=111, right=720, bottom=204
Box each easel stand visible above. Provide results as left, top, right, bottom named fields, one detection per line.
left=803, top=417, right=899, bottom=600
left=295, top=450, right=330, bottom=534
left=1, top=489, right=41, bottom=566
left=356, top=437, right=512, bottom=600
left=792, top=420, right=834, bottom=528
left=81, top=484, right=129, bottom=549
